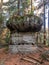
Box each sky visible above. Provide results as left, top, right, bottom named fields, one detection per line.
left=0, top=0, right=9, bottom=3
left=3, top=0, right=9, bottom=3
left=45, top=8, right=48, bottom=29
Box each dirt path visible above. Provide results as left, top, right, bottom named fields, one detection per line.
left=0, top=47, right=49, bottom=65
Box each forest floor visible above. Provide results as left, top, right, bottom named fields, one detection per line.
left=0, top=46, right=49, bottom=65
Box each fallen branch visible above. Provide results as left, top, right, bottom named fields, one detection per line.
left=27, top=56, right=43, bottom=64
left=21, top=57, right=38, bottom=64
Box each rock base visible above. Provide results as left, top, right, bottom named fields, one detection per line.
left=10, top=32, right=36, bottom=45
left=9, top=45, right=38, bottom=54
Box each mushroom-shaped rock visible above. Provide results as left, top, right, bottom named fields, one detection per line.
left=6, top=14, right=43, bottom=33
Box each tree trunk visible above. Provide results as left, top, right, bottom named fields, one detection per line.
left=18, top=0, right=20, bottom=15
left=0, top=0, right=3, bottom=13
left=31, top=0, right=32, bottom=13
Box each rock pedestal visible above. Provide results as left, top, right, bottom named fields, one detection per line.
left=9, top=32, right=38, bottom=53
left=6, top=15, right=43, bottom=53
